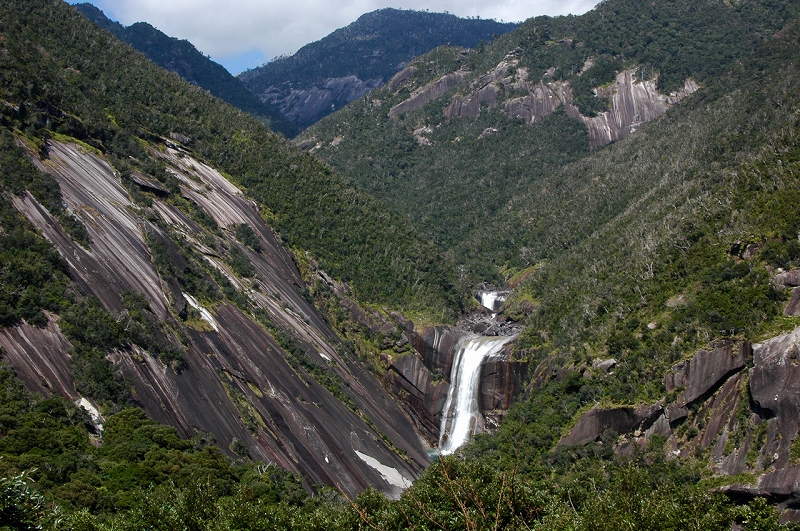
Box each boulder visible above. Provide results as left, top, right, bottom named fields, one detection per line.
left=592, top=358, right=617, bottom=372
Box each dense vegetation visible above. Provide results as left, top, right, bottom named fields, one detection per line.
left=301, top=0, right=797, bottom=288
left=238, top=8, right=519, bottom=128
left=497, top=23, right=800, bottom=404
left=0, top=363, right=786, bottom=529
left=1, top=0, right=800, bottom=527
left=73, top=3, right=299, bottom=137
left=0, top=0, right=459, bottom=320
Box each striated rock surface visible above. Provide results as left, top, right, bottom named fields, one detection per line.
left=0, top=318, right=78, bottom=399
left=410, top=325, right=462, bottom=378
left=441, top=50, right=698, bottom=148
left=386, top=66, right=417, bottom=92
left=569, top=71, right=699, bottom=148
left=6, top=140, right=427, bottom=497
left=557, top=328, right=800, bottom=521
left=480, top=357, right=528, bottom=412
left=388, top=70, right=470, bottom=118
left=385, top=355, right=450, bottom=438
left=665, top=342, right=751, bottom=407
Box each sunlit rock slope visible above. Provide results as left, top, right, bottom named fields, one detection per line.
left=2, top=139, right=428, bottom=497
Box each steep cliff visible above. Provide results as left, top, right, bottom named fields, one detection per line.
left=0, top=139, right=429, bottom=496
left=384, top=320, right=526, bottom=445
left=557, top=319, right=800, bottom=522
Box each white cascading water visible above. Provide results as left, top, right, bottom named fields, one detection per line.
left=478, top=291, right=507, bottom=313
left=438, top=335, right=515, bottom=455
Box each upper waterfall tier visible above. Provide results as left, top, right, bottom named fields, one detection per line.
left=476, top=291, right=510, bottom=313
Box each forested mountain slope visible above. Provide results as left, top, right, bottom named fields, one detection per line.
left=238, top=9, right=519, bottom=129
left=3, top=0, right=800, bottom=528
left=74, top=3, right=299, bottom=137
left=0, top=0, right=464, bottom=505
left=300, top=0, right=796, bottom=287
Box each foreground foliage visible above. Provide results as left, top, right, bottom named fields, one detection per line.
left=0, top=365, right=787, bottom=530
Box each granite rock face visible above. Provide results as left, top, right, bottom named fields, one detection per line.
left=560, top=404, right=663, bottom=447
left=665, top=342, right=751, bottom=407
left=572, top=71, right=699, bottom=148
left=385, top=324, right=526, bottom=444
left=4, top=140, right=427, bottom=497
left=558, top=330, right=800, bottom=521
left=260, top=76, right=384, bottom=128
left=436, top=49, right=699, bottom=148
left=385, top=355, right=450, bottom=439
left=480, top=357, right=528, bottom=413
left=388, top=70, right=470, bottom=118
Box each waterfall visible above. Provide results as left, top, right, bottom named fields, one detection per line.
left=438, top=335, right=515, bottom=455
left=477, top=291, right=508, bottom=313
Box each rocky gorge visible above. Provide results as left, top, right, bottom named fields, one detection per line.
left=383, top=293, right=527, bottom=447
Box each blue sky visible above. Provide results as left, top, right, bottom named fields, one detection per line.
left=72, top=0, right=599, bottom=75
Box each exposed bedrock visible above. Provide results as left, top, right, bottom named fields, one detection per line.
left=403, top=48, right=698, bottom=148
left=259, top=75, right=383, bottom=128
left=388, top=70, right=470, bottom=118
left=480, top=357, right=528, bottom=413
left=560, top=403, right=664, bottom=447
left=558, top=328, right=800, bottom=521
left=385, top=324, right=525, bottom=444
left=5, top=140, right=427, bottom=498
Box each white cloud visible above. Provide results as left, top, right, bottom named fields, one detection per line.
left=80, top=0, right=599, bottom=73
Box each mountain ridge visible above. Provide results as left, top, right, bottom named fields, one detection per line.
left=3, top=0, right=800, bottom=527
left=74, top=2, right=299, bottom=137
left=238, top=8, right=519, bottom=129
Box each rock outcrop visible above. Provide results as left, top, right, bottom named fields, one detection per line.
left=435, top=49, right=699, bottom=148
left=260, top=76, right=383, bottom=128
left=5, top=140, right=427, bottom=497
left=385, top=354, right=450, bottom=438
left=570, top=71, right=699, bottom=148
left=560, top=403, right=663, bottom=447
left=388, top=70, right=470, bottom=118
left=665, top=342, right=751, bottom=422
left=558, top=329, right=800, bottom=522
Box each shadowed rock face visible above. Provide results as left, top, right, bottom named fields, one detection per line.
left=560, top=404, right=663, bottom=447
left=6, top=140, right=427, bottom=497
left=480, top=357, right=528, bottom=413
left=385, top=355, right=449, bottom=439
left=262, top=76, right=384, bottom=128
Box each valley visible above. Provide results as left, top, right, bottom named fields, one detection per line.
left=0, top=0, right=800, bottom=528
